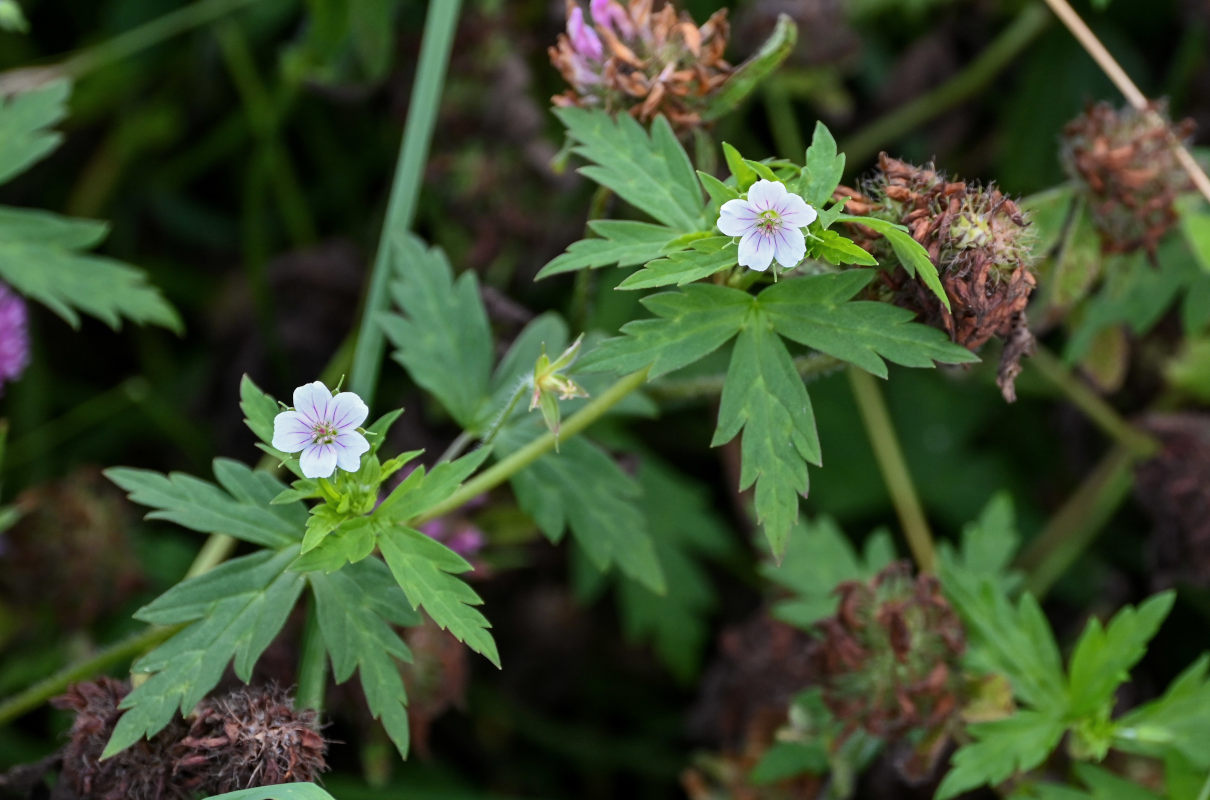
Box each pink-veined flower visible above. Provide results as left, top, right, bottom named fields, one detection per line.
left=272, top=381, right=370, bottom=479
left=717, top=179, right=818, bottom=271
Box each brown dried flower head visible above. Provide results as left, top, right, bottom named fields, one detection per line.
left=842, top=153, right=1037, bottom=401
left=812, top=561, right=966, bottom=741
left=1062, top=101, right=1195, bottom=256
left=53, top=677, right=189, bottom=800
left=549, top=0, right=732, bottom=131
left=173, top=684, right=327, bottom=794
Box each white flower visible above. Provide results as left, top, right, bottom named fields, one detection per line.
left=717, top=179, right=818, bottom=271
left=271, top=381, right=370, bottom=479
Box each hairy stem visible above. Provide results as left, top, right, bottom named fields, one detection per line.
left=1017, top=444, right=1136, bottom=599
left=841, top=4, right=1051, bottom=168
left=348, top=0, right=462, bottom=403
left=0, top=624, right=182, bottom=727
left=847, top=368, right=936, bottom=572
left=1029, top=346, right=1159, bottom=458
left=413, top=368, right=649, bottom=526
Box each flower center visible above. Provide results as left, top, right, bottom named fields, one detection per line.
left=756, top=209, right=782, bottom=233
left=310, top=422, right=338, bottom=445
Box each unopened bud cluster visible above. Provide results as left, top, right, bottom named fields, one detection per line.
left=1061, top=101, right=1195, bottom=256
left=549, top=0, right=732, bottom=131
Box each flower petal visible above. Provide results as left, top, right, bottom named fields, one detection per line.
left=778, top=193, right=818, bottom=228
left=328, top=391, right=369, bottom=431
left=738, top=231, right=773, bottom=271
left=747, top=179, right=787, bottom=211
left=773, top=226, right=807, bottom=268
left=271, top=410, right=313, bottom=453
left=333, top=430, right=371, bottom=472
left=292, top=381, right=332, bottom=426
left=717, top=198, right=758, bottom=236
left=300, top=444, right=338, bottom=479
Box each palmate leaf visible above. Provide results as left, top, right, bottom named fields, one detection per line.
left=0, top=80, right=69, bottom=185
left=106, top=459, right=305, bottom=549
left=0, top=207, right=181, bottom=331
left=381, top=233, right=493, bottom=428
left=500, top=425, right=665, bottom=593
left=935, top=711, right=1066, bottom=799
left=310, top=559, right=420, bottom=757
left=536, top=220, right=683, bottom=280
left=104, top=548, right=306, bottom=757
left=1114, top=655, right=1210, bottom=768
left=555, top=107, right=703, bottom=232
left=713, top=323, right=821, bottom=558
left=759, top=270, right=977, bottom=377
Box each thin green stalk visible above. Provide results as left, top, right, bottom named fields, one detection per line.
left=0, top=624, right=181, bottom=727
left=480, top=380, right=530, bottom=447
left=841, top=4, right=1051, bottom=168
left=60, top=0, right=261, bottom=78
left=847, top=368, right=936, bottom=572
left=1029, top=346, right=1159, bottom=458
left=348, top=0, right=463, bottom=403
left=413, top=368, right=649, bottom=526
left=1017, top=445, right=1135, bottom=599
left=649, top=353, right=841, bottom=402
left=294, top=598, right=327, bottom=712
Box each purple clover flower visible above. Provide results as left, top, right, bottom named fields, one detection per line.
left=420, top=519, right=486, bottom=559
left=0, top=283, right=29, bottom=392
left=271, top=381, right=370, bottom=479
left=567, top=5, right=603, bottom=61
left=717, top=179, right=818, bottom=271
left=590, top=0, right=634, bottom=39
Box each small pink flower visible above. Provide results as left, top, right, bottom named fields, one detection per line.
left=717, top=179, right=818, bottom=271
left=590, top=0, right=634, bottom=39
left=272, top=382, right=370, bottom=479
left=568, top=6, right=603, bottom=61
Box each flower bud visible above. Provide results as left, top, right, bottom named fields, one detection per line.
left=530, top=335, right=589, bottom=441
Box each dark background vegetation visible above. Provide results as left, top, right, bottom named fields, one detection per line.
left=0, top=0, right=1206, bottom=796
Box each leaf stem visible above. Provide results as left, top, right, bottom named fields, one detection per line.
left=1029, top=346, right=1159, bottom=458
left=348, top=0, right=462, bottom=403
left=0, top=624, right=182, bottom=727
left=847, top=367, right=936, bottom=572
left=479, top=379, right=531, bottom=447
left=413, top=368, right=649, bottom=526
left=1017, top=444, right=1135, bottom=599
left=294, top=597, right=328, bottom=712
left=840, top=4, right=1051, bottom=168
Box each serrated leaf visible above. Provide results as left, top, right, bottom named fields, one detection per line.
left=105, top=548, right=304, bottom=757
left=617, top=236, right=736, bottom=290
left=937, top=491, right=1021, bottom=593
left=502, top=427, right=665, bottom=593
left=697, top=169, right=741, bottom=206
left=1114, top=655, right=1210, bottom=767
left=106, top=459, right=304, bottom=549
left=763, top=515, right=895, bottom=628
left=722, top=142, right=757, bottom=191
left=804, top=228, right=878, bottom=266
left=310, top=559, right=418, bottom=757
left=579, top=284, right=752, bottom=377
left=364, top=408, right=404, bottom=455
left=202, top=782, right=339, bottom=800
left=836, top=213, right=950, bottom=311
left=799, top=121, right=845, bottom=208
left=0, top=207, right=181, bottom=331
left=378, top=526, right=499, bottom=667
left=758, top=271, right=978, bottom=378
left=537, top=220, right=682, bottom=280
left=616, top=457, right=735, bottom=680
left=712, top=322, right=820, bottom=558
left=382, top=233, right=492, bottom=427
left=0, top=81, right=69, bottom=185
left=1067, top=592, right=1175, bottom=718
left=375, top=447, right=491, bottom=522
left=935, top=711, right=1066, bottom=799
left=554, top=107, right=702, bottom=231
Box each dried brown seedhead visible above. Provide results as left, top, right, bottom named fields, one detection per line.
left=549, top=0, right=732, bottom=132
left=842, top=153, right=1038, bottom=401
left=1062, top=101, right=1195, bottom=256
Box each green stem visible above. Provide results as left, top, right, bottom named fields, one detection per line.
left=847, top=367, right=936, bottom=572
left=294, top=597, right=328, bottom=713
left=1029, top=346, right=1159, bottom=458
left=184, top=532, right=237, bottom=580
left=348, top=0, right=462, bottom=403
left=650, top=353, right=841, bottom=402
left=1017, top=445, right=1135, bottom=599
left=840, top=4, right=1051, bottom=168
left=413, top=368, right=649, bottom=526
left=0, top=624, right=182, bottom=727
left=480, top=380, right=530, bottom=447
left=60, top=0, right=261, bottom=78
